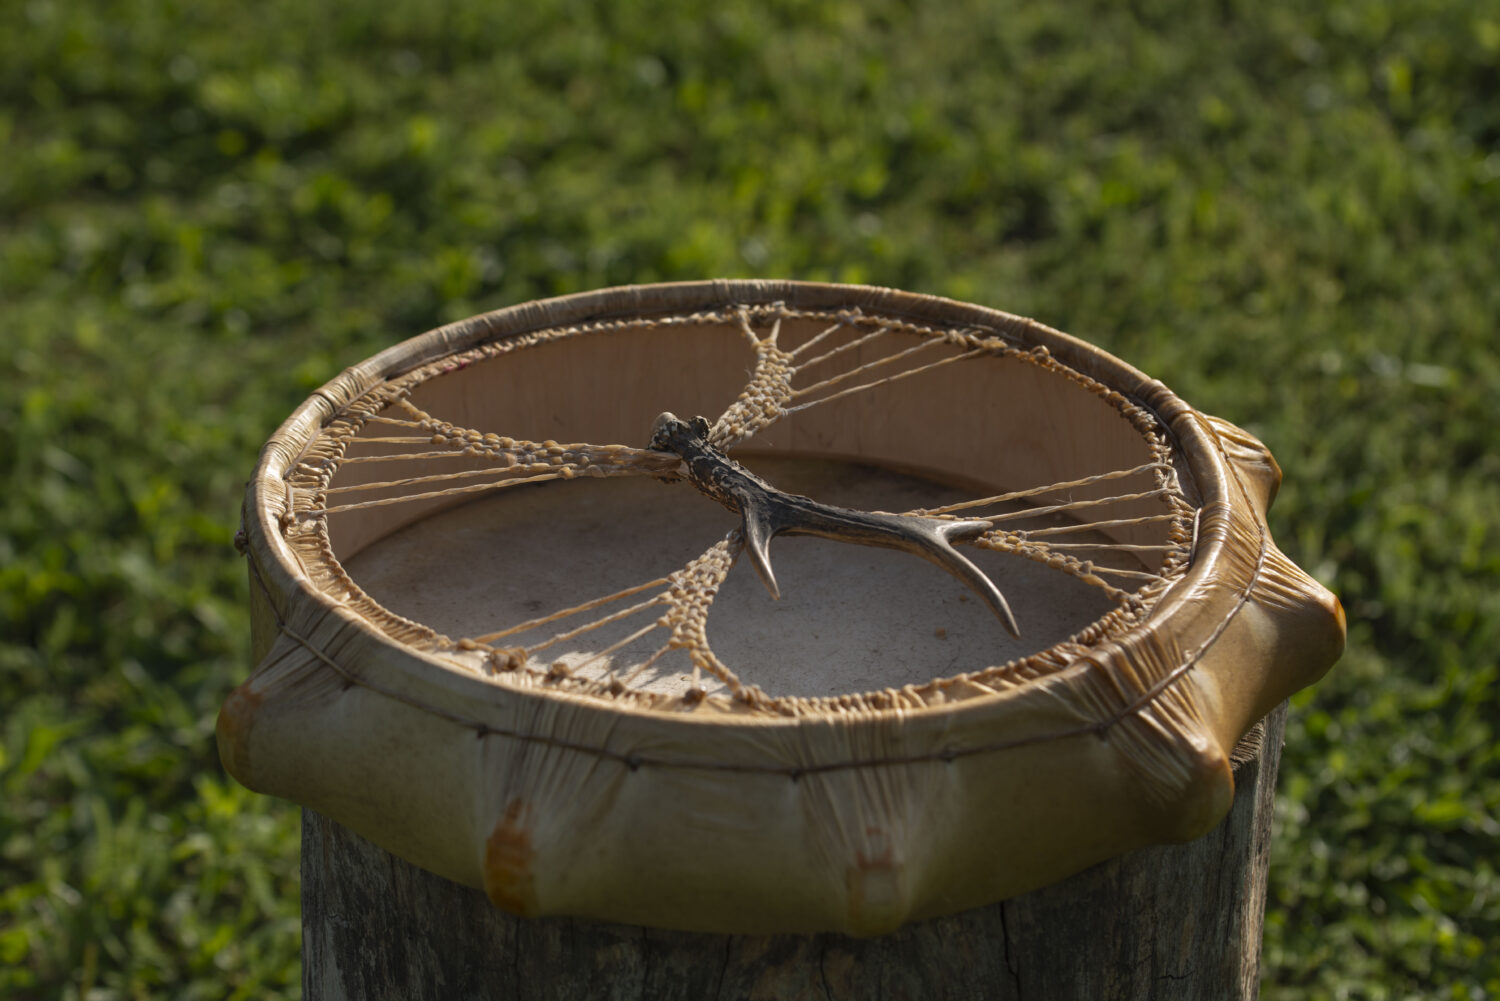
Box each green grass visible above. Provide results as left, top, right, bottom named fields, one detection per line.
left=2, top=0, right=1496, bottom=997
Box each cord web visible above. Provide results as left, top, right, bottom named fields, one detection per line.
left=282, top=303, right=1196, bottom=713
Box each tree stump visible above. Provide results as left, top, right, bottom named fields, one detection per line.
left=299, top=702, right=1286, bottom=1000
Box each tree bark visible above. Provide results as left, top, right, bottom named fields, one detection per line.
left=302, top=703, right=1286, bottom=1001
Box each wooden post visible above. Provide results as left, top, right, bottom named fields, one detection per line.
left=302, top=704, right=1286, bottom=1001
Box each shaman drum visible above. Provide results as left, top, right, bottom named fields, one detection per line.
left=220, top=281, right=1343, bottom=936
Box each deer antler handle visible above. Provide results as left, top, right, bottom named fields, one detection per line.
left=648, top=412, right=1019, bottom=638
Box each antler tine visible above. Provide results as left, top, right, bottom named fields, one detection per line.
left=925, top=519, right=1021, bottom=638
left=738, top=506, right=782, bottom=600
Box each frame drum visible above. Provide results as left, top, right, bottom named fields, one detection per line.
left=220, top=281, right=1343, bottom=935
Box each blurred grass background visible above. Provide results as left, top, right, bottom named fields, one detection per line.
left=2, top=0, right=1497, bottom=997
